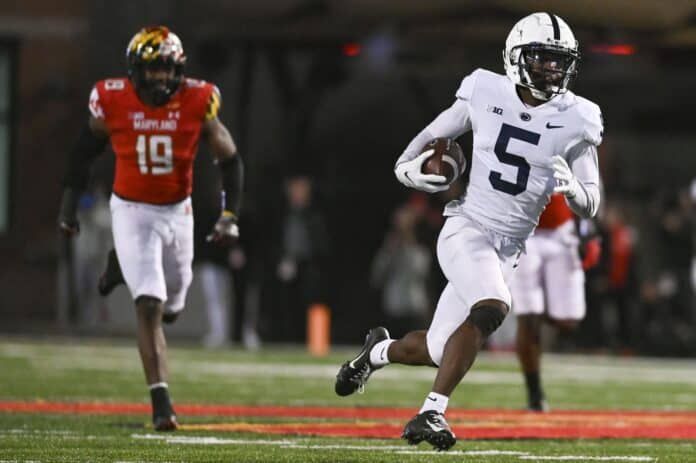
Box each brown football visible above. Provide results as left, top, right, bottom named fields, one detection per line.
left=420, top=138, right=466, bottom=184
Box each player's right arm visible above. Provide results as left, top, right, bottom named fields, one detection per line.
left=395, top=70, right=477, bottom=193
left=58, top=86, right=110, bottom=236
left=201, top=86, right=244, bottom=245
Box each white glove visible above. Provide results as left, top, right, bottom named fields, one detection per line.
left=551, top=155, right=581, bottom=198
left=394, top=150, right=449, bottom=193
left=206, top=211, right=240, bottom=244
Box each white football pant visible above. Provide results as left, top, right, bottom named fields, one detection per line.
left=110, top=194, right=194, bottom=315
left=426, top=215, right=522, bottom=366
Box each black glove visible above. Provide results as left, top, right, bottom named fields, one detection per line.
left=58, top=188, right=80, bottom=236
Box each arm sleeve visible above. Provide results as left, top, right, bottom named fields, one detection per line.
left=395, top=99, right=472, bottom=167
left=59, top=122, right=108, bottom=225
left=63, top=123, right=108, bottom=190
left=566, top=141, right=601, bottom=218
left=219, top=155, right=244, bottom=217
left=66, top=84, right=108, bottom=190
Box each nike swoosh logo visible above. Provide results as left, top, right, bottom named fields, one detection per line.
left=379, top=347, right=387, bottom=361
left=349, top=350, right=368, bottom=369
left=546, top=122, right=564, bottom=129
left=427, top=421, right=445, bottom=432
left=404, top=171, right=413, bottom=183
left=427, top=396, right=437, bottom=402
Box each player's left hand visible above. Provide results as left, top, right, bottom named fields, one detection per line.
left=206, top=211, right=239, bottom=246
left=551, top=155, right=581, bottom=198
left=58, top=188, right=80, bottom=237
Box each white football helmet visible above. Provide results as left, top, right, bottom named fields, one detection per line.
left=503, top=13, right=580, bottom=101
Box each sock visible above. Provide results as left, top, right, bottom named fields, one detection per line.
left=149, top=383, right=174, bottom=417
left=524, top=371, right=544, bottom=402
left=419, top=391, right=449, bottom=415
left=369, top=339, right=395, bottom=367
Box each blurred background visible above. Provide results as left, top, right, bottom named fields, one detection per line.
left=0, top=0, right=695, bottom=356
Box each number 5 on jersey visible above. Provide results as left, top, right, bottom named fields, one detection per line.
left=489, top=123, right=539, bottom=196
left=136, top=134, right=173, bottom=175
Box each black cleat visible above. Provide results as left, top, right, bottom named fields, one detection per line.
left=402, top=410, right=456, bottom=451
left=335, top=327, right=390, bottom=396
left=151, top=386, right=178, bottom=431
left=527, top=397, right=550, bottom=413
left=98, top=249, right=125, bottom=296
left=153, top=413, right=178, bottom=432
left=162, top=312, right=180, bottom=324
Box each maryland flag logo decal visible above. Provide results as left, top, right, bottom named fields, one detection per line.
left=205, top=87, right=222, bottom=120
left=126, top=26, right=186, bottom=64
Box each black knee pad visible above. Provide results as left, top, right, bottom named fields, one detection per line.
left=466, top=305, right=508, bottom=338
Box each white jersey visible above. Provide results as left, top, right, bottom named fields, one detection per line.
left=437, top=69, right=602, bottom=239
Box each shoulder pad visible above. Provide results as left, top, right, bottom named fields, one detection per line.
left=88, top=84, right=106, bottom=119
left=90, top=78, right=129, bottom=118
left=455, top=68, right=503, bottom=101
left=576, top=97, right=604, bottom=146
left=205, top=85, right=222, bottom=120
left=455, top=68, right=484, bottom=101
left=184, top=78, right=207, bottom=88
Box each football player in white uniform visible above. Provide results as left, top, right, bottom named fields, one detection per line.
left=335, top=12, right=602, bottom=450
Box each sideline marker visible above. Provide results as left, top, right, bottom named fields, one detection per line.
left=307, top=304, right=331, bottom=356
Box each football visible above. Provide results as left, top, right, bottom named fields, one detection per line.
left=420, top=138, right=466, bottom=184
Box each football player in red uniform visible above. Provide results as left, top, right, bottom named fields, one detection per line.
left=510, top=193, right=601, bottom=411
left=58, top=26, right=243, bottom=431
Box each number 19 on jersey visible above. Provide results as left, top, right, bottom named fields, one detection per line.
left=136, top=134, right=173, bottom=175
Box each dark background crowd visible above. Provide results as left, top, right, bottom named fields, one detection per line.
left=0, top=0, right=695, bottom=356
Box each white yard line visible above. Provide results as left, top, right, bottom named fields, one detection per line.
left=132, top=434, right=296, bottom=446
left=519, top=457, right=655, bottom=462
left=0, top=430, right=661, bottom=462
left=130, top=434, right=656, bottom=461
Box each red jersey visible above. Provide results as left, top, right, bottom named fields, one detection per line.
left=537, top=193, right=574, bottom=229
left=88, top=77, right=219, bottom=204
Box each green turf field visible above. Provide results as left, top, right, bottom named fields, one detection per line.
left=1, top=338, right=696, bottom=462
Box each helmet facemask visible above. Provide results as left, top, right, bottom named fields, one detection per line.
left=131, top=58, right=183, bottom=106
left=510, top=43, right=579, bottom=101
